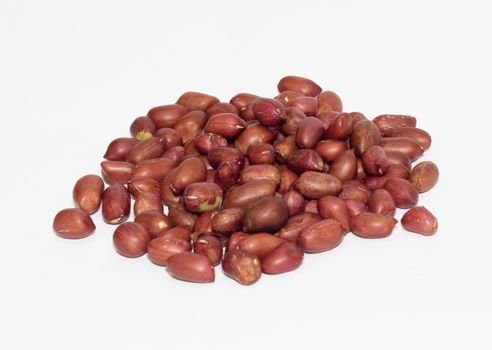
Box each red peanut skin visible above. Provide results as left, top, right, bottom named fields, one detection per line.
left=206, top=102, right=239, bottom=118
left=113, top=222, right=150, bottom=258
left=53, top=208, right=96, bottom=239
left=128, top=176, right=160, bottom=198
left=409, top=161, right=439, bottom=193
left=204, top=113, right=247, bottom=141
left=154, top=128, right=183, bottom=149
left=317, top=196, right=351, bottom=232
left=183, top=182, right=223, bottom=214
left=325, top=112, right=353, bottom=140
left=239, top=164, right=280, bottom=185
left=401, top=206, right=438, bottom=236
left=367, top=189, right=396, bottom=216
left=350, top=119, right=381, bottom=157
left=380, top=137, right=424, bottom=161
left=102, top=185, right=131, bottom=225
left=130, top=116, right=156, bottom=140
left=226, top=231, right=249, bottom=252
left=222, top=249, right=262, bottom=285
left=104, top=137, right=139, bottom=161
left=167, top=252, right=215, bottom=283
left=350, top=213, right=398, bottom=238
left=384, top=177, right=419, bottom=209
left=361, top=145, right=389, bottom=176
left=73, top=174, right=104, bottom=215
left=329, top=151, right=357, bottom=182
left=294, top=172, right=342, bottom=199
left=222, top=180, right=277, bottom=209
left=277, top=76, right=322, bottom=97
left=131, top=158, right=176, bottom=182
left=239, top=233, right=285, bottom=258
left=247, top=143, right=276, bottom=165
left=287, top=96, right=318, bottom=116
left=134, top=192, right=164, bottom=216
left=282, top=190, right=306, bottom=216
left=252, top=98, right=287, bottom=127
left=193, top=210, right=218, bottom=233
left=276, top=91, right=305, bottom=105
left=176, top=91, right=220, bottom=111
left=296, top=117, right=325, bottom=149
left=275, top=212, right=321, bottom=242
left=159, top=226, right=192, bottom=241
left=234, top=123, right=276, bottom=155
left=315, top=140, right=348, bottom=163
left=147, top=104, right=188, bottom=129
left=384, top=127, right=432, bottom=150
left=298, top=219, right=345, bottom=253
left=170, top=157, right=207, bottom=193
left=317, top=91, right=343, bottom=113
left=126, top=137, right=165, bottom=164
left=148, top=237, right=191, bottom=266
left=373, top=114, right=417, bottom=133
left=101, top=161, right=135, bottom=185
left=193, top=234, right=223, bottom=266
left=261, top=242, right=304, bottom=274
left=135, top=210, right=173, bottom=237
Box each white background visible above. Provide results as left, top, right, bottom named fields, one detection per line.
left=1, top=0, right=491, bottom=349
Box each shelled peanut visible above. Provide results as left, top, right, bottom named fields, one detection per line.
left=53, top=75, right=439, bottom=285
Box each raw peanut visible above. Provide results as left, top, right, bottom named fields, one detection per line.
left=167, top=252, right=215, bottom=283
left=361, top=145, right=389, bottom=176
left=296, top=117, right=325, bottom=148
left=380, top=137, right=424, bottom=161
left=367, top=189, right=396, bottom=216
left=276, top=91, right=304, bottom=105
left=344, top=199, right=368, bottom=217
left=350, top=119, right=381, bottom=156
left=234, top=123, right=276, bottom=155
left=275, top=135, right=299, bottom=164
left=356, top=158, right=367, bottom=181
left=206, top=102, right=239, bottom=118
left=126, top=137, right=165, bottom=164
left=275, top=212, right=320, bottom=242
left=239, top=164, right=280, bottom=185
left=133, top=192, right=163, bottom=216
left=73, top=174, right=104, bottom=214
left=373, top=114, right=417, bottom=133
left=230, top=93, right=259, bottom=120
left=384, top=127, right=432, bottom=150
left=282, top=190, right=306, bottom=216
left=261, top=242, right=303, bottom=274
left=194, top=133, right=228, bottom=154
left=193, top=210, right=218, bottom=233
left=222, top=179, right=277, bottom=209
left=243, top=196, right=289, bottom=233
left=315, top=140, right=347, bottom=163
left=281, top=107, right=307, bottom=135
left=364, top=164, right=410, bottom=190
left=160, top=169, right=181, bottom=206
left=350, top=112, right=367, bottom=124
left=102, top=185, right=130, bottom=224
left=287, top=96, right=318, bottom=116
left=183, top=182, right=223, bottom=213
left=193, top=234, right=223, bottom=266
left=170, top=157, right=207, bottom=193
left=101, top=161, right=134, bottom=185
left=304, top=200, right=319, bottom=214
left=409, top=161, right=439, bottom=193
left=338, top=180, right=371, bottom=203
left=208, top=146, right=245, bottom=169
left=183, top=139, right=200, bottom=156
left=159, top=226, right=192, bottom=241
left=239, top=233, right=285, bottom=258
left=211, top=208, right=244, bottom=235
left=226, top=231, right=249, bottom=252
left=325, top=112, right=353, bottom=140
left=294, top=171, right=342, bottom=199
left=288, top=149, right=326, bottom=173
left=384, top=177, right=419, bottom=208
left=113, top=222, right=150, bottom=258
left=316, top=110, right=340, bottom=129
left=130, top=116, right=156, bottom=141
left=162, top=145, right=185, bottom=164
left=131, top=158, right=176, bottom=182
left=214, top=160, right=241, bottom=191
left=385, top=150, right=412, bottom=170
left=298, top=219, right=345, bottom=253
left=247, top=143, right=276, bottom=164
left=252, top=98, right=287, bottom=126
left=329, top=151, right=357, bottom=182
left=53, top=208, right=96, bottom=239
left=173, top=110, right=207, bottom=144
left=147, top=104, right=188, bottom=129
left=168, top=205, right=197, bottom=231
left=351, top=213, right=397, bottom=238
left=128, top=176, right=160, bottom=198
left=103, top=137, right=138, bottom=161
left=277, top=76, right=322, bottom=97
left=222, top=249, right=262, bottom=285
left=278, top=165, right=298, bottom=194
left=317, top=91, right=343, bottom=113
left=176, top=91, right=219, bottom=111
left=318, top=196, right=351, bottom=231
left=401, top=206, right=438, bottom=236
left=148, top=237, right=191, bottom=266
left=154, top=128, right=183, bottom=148
left=135, top=210, right=173, bottom=237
